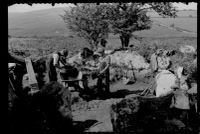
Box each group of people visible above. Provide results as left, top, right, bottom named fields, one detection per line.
left=8, top=40, right=110, bottom=133
left=46, top=43, right=110, bottom=93
left=8, top=38, right=109, bottom=96
left=150, top=48, right=185, bottom=96
left=149, top=47, right=197, bottom=118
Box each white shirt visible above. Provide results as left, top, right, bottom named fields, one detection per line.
left=52, top=53, right=65, bottom=68
left=155, top=70, right=177, bottom=97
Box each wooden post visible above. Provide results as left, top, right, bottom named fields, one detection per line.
left=25, top=57, right=39, bottom=93
left=105, top=56, right=110, bottom=94
left=105, top=67, right=110, bottom=93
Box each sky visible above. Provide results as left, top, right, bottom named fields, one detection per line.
left=8, top=2, right=197, bottom=13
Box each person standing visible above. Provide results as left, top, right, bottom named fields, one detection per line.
left=150, top=51, right=158, bottom=74
left=150, top=49, right=163, bottom=77
left=86, top=48, right=110, bottom=95
left=47, top=49, right=69, bottom=82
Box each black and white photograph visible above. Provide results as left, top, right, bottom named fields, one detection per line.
left=8, top=2, right=198, bottom=133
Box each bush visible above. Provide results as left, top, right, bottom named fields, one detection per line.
left=171, top=51, right=197, bottom=82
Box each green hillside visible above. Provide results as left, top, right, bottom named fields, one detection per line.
left=8, top=7, right=71, bottom=37
left=8, top=7, right=197, bottom=38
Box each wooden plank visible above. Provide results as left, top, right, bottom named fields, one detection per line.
left=25, top=57, right=39, bottom=91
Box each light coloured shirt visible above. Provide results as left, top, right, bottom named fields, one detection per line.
left=155, top=70, right=177, bottom=97
left=52, top=53, right=67, bottom=68
left=53, top=53, right=59, bottom=66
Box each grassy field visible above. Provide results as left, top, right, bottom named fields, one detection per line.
left=8, top=36, right=90, bottom=59
left=147, top=10, right=197, bottom=17
left=152, top=18, right=197, bottom=32
left=8, top=8, right=197, bottom=37
left=8, top=7, right=70, bottom=37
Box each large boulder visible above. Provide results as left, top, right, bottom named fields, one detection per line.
left=110, top=93, right=174, bottom=132
left=110, top=95, right=141, bottom=132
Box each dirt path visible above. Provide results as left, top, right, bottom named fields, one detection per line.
left=71, top=80, right=149, bottom=132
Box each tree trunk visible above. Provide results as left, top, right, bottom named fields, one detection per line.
left=120, top=35, right=125, bottom=49
left=124, top=34, right=130, bottom=48
left=120, top=34, right=130, bottom=49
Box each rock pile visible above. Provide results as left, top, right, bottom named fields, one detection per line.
left=109, top=51, right=149, bottom=70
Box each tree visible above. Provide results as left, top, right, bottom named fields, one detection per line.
left=107, top=2, right=178, bottom=48
left=61, top=3, right=110, bottom=50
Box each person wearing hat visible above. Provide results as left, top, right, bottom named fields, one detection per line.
left=83, top=50, right=103, bottom=71
left=47, top=49, right=69, bottom=82
left=86, top=48, right=110, bottom=92
left=92, top=47, right=109, bottom=70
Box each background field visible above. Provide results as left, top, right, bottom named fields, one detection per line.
left=8, top=7, right=197, bottom=60
left=8, top=8, right=197, bottom=37
left=152, top=18, right=197, bottom=33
